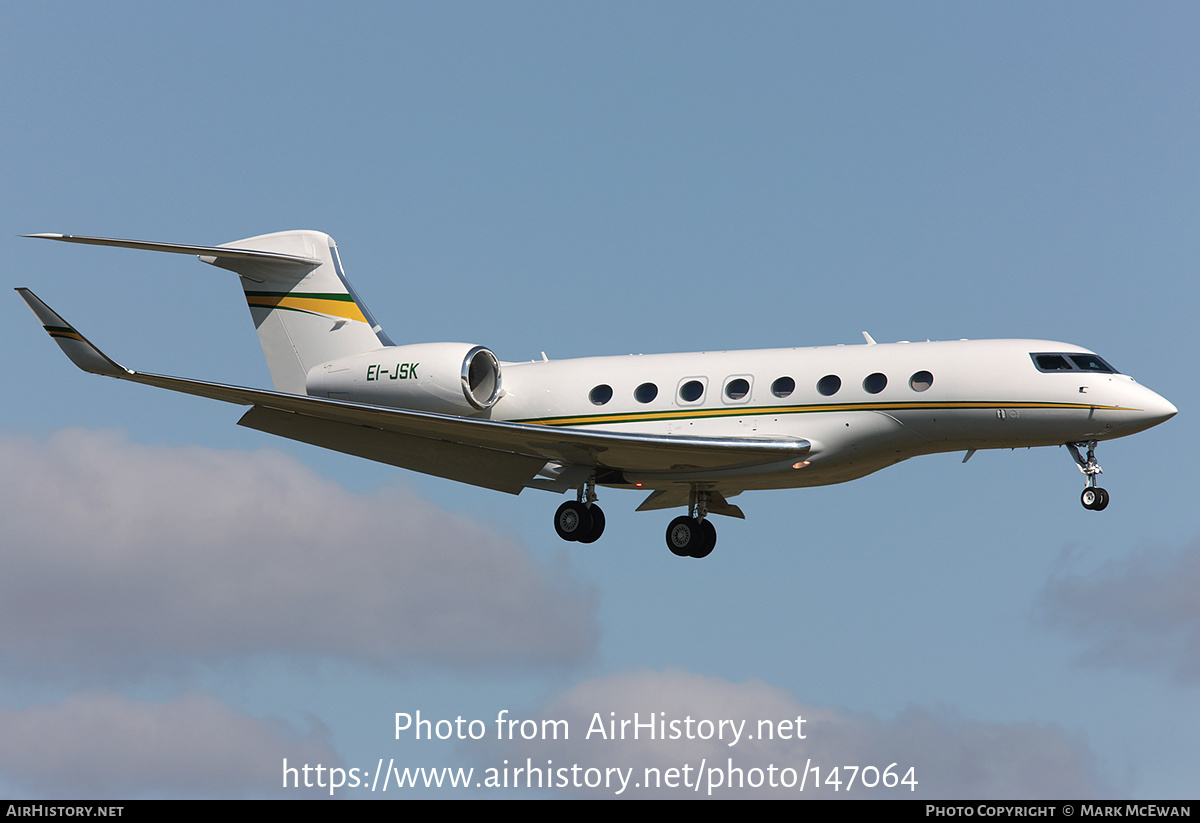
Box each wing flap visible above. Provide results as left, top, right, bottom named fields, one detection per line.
left=637, top=488, right=745, bottom=518
left=238, top=406, right=545, bottom=494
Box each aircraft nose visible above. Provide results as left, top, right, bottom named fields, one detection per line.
left=1135, top=386, right=1177, bottom=429
left=1148, top=392, right=1177, bottom=425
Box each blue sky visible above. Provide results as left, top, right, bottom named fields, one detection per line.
left=2, top=2, right=1197, bottom=798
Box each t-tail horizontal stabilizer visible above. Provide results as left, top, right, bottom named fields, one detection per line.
left=21, top=233, right=322, bottom=267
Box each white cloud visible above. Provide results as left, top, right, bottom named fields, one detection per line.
left=0, top=429, right=596, bottom=677
left=0, top=692, right=336, bottom=798
left=479, top=670, right=1107, bottom=798
left=1038, top=538, right=1200, bottom=684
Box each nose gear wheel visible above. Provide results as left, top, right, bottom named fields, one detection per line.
left=1081, top=487, right=1109, bottom=511
left=1068, top=441, right=1110, bottom=511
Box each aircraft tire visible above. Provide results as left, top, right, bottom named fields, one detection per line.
left=554, top=501, right=593, bottom=541
left=1081, top=488, right=1110, bottom=511
left=666, top=516, right=702, bottom=557
left=576, top=505, right=606, bottom=543
left=691, top=519, right=717, bottom=558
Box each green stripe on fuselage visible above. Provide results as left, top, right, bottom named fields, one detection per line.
left=515, top=400, right=1129, bottom=427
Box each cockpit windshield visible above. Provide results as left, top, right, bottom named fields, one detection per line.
left=1031, top=352, right=1120, bottom=374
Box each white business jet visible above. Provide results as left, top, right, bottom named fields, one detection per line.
left=18, top=230, right=1176, bottom=558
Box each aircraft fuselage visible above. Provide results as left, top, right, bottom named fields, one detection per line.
left=481, top=337, right=1175, bottom=491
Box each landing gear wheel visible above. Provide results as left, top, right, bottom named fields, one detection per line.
left=1081, top=487, right=1110, bottom=511
left=576, top=505, right=605, bottom=543
left=1069, top=443, right=1109, bottom=512
left=667, top=516, right=701, bottom=557
left=692, top=519, right=717, bottom=558
left=554, top=501, right=593, bottom=541
left=666, top=516, right=716, bottom=558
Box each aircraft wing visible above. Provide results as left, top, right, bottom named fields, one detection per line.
left=17, top=289, right=811, bottom=494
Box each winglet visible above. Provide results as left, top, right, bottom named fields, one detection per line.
left=15, top=288, right=130, bottom=377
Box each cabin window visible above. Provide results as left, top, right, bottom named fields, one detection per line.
left=724, top=377, right=751, bottom=402
left=909, top=371, right=933, bottom=392
left=678, top=379, right=705, bottom=403
left=771, top=376, right=795, bottom=398
left=589, top=384, right=613, bottom=405
left=634, top=382, right=658, bottom=404
left=817, top=375, right=841, bottom=396
left=863, top=372, right=887, bottom=394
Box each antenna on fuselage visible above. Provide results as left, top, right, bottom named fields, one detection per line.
left=862, top=331, right=877, bottom=345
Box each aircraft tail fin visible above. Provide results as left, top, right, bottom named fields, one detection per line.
left=208, top=230, right=392, bottom=393
left=25, top=231, right=392, bottom=394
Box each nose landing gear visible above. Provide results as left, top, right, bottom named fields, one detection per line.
left=1068, top=441, right=1109, bottom=511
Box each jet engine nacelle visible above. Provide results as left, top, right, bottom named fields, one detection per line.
left=306, top=343, right=502, bottom=415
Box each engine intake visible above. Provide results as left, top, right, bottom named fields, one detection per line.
left=307, top=342, right=502, bottom=415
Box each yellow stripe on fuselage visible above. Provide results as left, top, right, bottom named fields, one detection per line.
left=517, top=400, right=1134, bottom=427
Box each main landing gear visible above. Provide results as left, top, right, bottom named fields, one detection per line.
left=1068, top=441, right=1109, bottom=511
left=553, top=484, right=720, bottom=558
left=553, top=478, right=605, bottom=543
left=665, top=490, right=717, bottom=559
